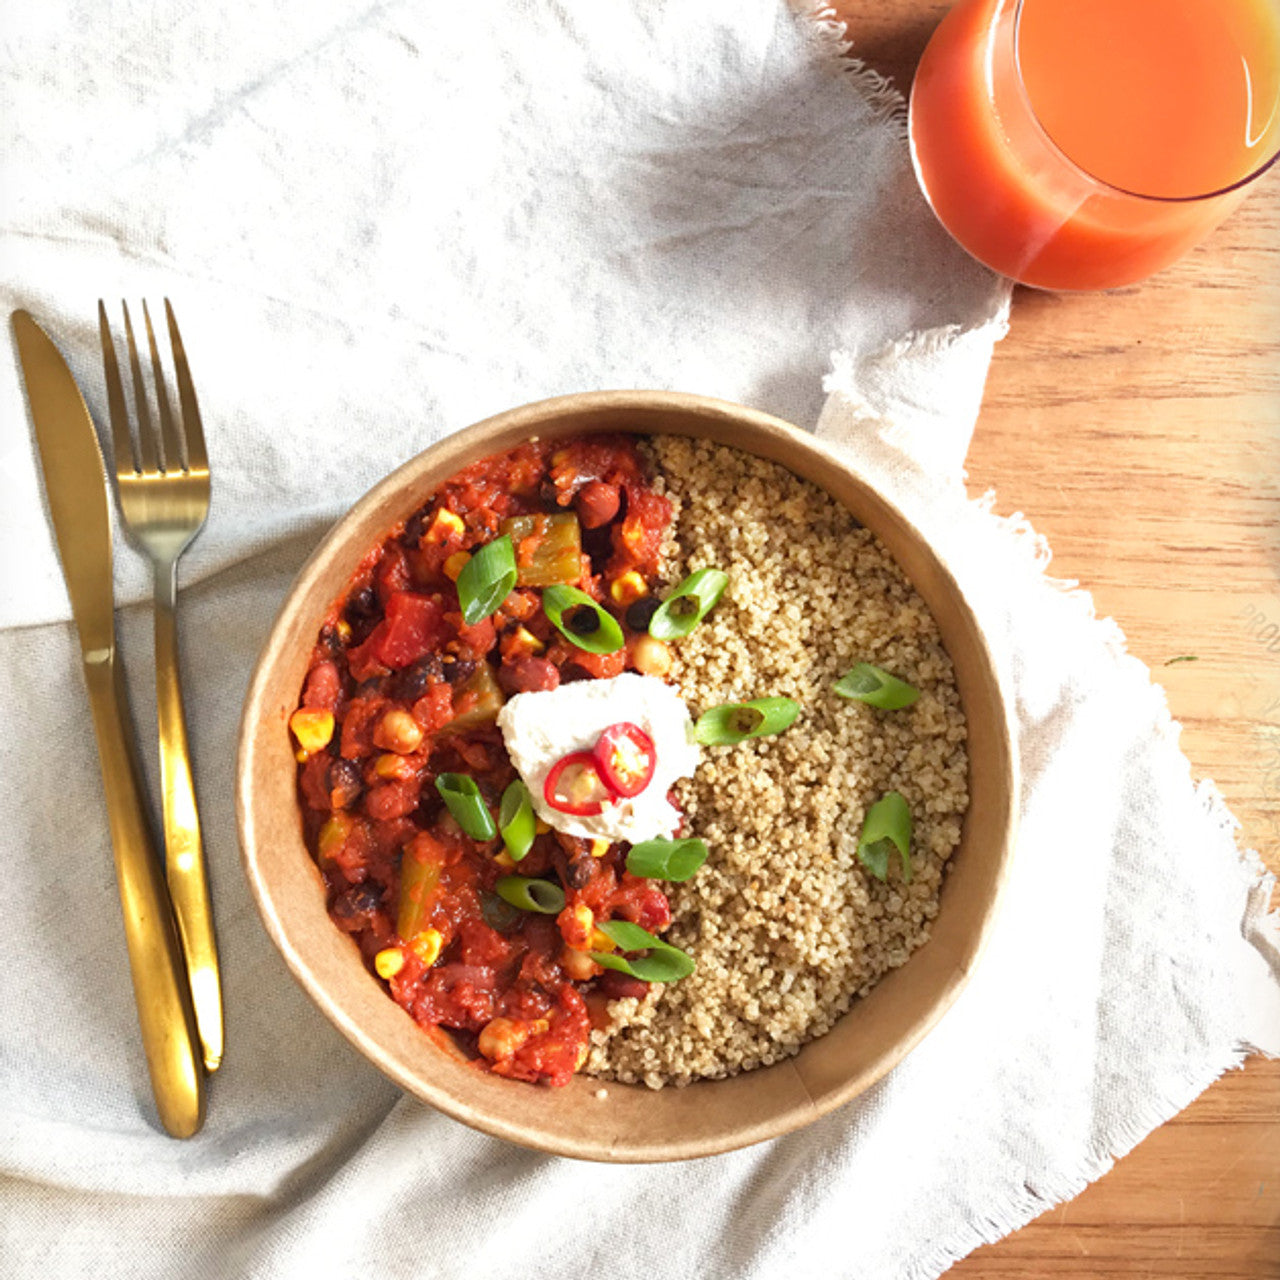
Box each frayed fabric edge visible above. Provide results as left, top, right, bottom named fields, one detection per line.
left=788, top=0, right=909, bottom=134
left=822, top=308, right=1012, bottom=482
left=895, top=1044, right=1258, bottom=1280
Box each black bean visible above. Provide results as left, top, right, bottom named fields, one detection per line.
left=393, top=654, right=443, bottom=700
left=331, top=882, right=382, bottom=922
left=625, top=597, right=661, bottom=631
left=317, top=624, right=344, bottom=658
left=442, top=657, right=477, bottom=685
left=403, top=510, right=427, bottom=547
left=356, top=676, right=388, bottom=698
left=567, top=606, right=599, bottom=636
left=345, top=585, right=378, bottom=624
left=565, top=857, right=594, bottom=890
left=329, top=759, right=364, bottom=809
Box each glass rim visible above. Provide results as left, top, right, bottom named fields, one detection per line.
left=1012, top=0, right=1280, bottom=203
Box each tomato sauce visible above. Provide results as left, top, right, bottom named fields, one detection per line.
left=293, top=437, right=674, bottom=1086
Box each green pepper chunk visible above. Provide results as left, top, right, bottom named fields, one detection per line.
left=499, top=513, right=582, bottom=587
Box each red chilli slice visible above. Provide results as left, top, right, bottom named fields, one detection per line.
left=592, top=722, right=656, bottom=798
left=544, top=752, right=614, bottom=816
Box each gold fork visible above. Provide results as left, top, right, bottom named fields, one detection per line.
left=100, top=299, right=223, bottom=1074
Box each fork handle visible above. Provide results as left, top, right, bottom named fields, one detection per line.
left=154, top=558, right=225, bottom=1074
left=83, top=649, right=205, bottom=1138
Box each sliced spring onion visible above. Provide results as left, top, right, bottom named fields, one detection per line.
left=833, top=663, right=919, bottom=710
left=498, top=779, right=536, bottom=862
left=495, top=875, right=565, bottom=914
left=456, top=534, right=517, bottom=626
left=625, top=837, right=709, bottom=882
left=693, top=696, right=800, bottom=745
left=648, top=567, right=728, bottom=640
left=589, top=919, right=695, bottom=983
left=857, top=790, right=913, bottom=883
left=541, top=584, right=624, bottom=654
left=435, top=773, right=496, bottom=841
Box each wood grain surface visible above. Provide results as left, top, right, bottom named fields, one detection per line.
left=827, top=3, right=1280, bottom=1275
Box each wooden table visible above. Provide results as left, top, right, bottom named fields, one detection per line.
left=830, top=4, right=1280, bottom=1275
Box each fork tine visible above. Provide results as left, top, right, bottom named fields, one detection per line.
left=123, top=301, right=160, bottom=474
left=143, top=300, right=183, bottom=473
left=99, top=299, right=138, bottom=475
left=165, top=300, right=207, bottom=474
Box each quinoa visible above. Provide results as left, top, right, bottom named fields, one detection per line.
left=584, top=437, right=969, bottom=1089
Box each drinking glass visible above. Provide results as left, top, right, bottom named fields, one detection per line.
left=908, top=0, right=1280, bottom=290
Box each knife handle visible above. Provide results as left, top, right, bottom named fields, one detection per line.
left=83, top=649, right=206, bottom=1139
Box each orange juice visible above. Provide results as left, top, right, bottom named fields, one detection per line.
left=909, top=0, right=1280, bottom=289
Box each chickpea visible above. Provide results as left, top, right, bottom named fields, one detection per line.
left=477, top=1017, right=527, bottom=1062
left=373, top=708, right=424, bottom=754
left=477, top=1016, right=548, bottom=1062
left=561, top=946, right=599, bottom=982
left=631, top=634, right=672, bottom=678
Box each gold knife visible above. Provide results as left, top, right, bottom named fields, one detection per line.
left=13, top=309, right=205, bottom=1139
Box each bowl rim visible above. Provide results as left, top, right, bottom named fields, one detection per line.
left=236, top=389, right=1019, bottom=1162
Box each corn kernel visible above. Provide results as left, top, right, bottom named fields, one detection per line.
left=609, top=571, right=648, bottom=606
left=374, top=947, right=405, bottom=980
left=494, top=850, right=516, bottom=871
left=424, top=508, right=465, bottom=543
left=374, top=708, right=423, bottom=755
left=508, top=625, right=544, bottom=657
left=409, top=928, right=443, bottom=967
left=564, top=902, right=595, bottom=951
left=589, top=837, right=610, bottom=859
left=373, top=752, right=413, bottom=780
left=588, top=927, right=616, bottom=952
left=575, top=1042, right=589, bottom=1070
left=289, top=708, right=335, bottom=753
left=443, top=551, right=471, bottom=581
left=295, top=749, right=309, bottom=764
left=336, top=619, right=352, bottom=642
left=535, top=818, right=552, bottom=834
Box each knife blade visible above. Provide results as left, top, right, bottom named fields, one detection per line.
left=13, top=309, right=206, bottom=1138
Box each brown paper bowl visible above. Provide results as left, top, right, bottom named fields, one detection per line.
left=237, top=390, right=1018, bottom=1162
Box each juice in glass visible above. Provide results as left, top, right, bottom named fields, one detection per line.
left=909, top=0, right=1280, bottom=290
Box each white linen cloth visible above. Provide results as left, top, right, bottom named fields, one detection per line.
left=1, top=4, right=1276, bottom=1278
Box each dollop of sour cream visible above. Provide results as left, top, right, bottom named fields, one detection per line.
left=496, top=672, right=700, bottom=842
